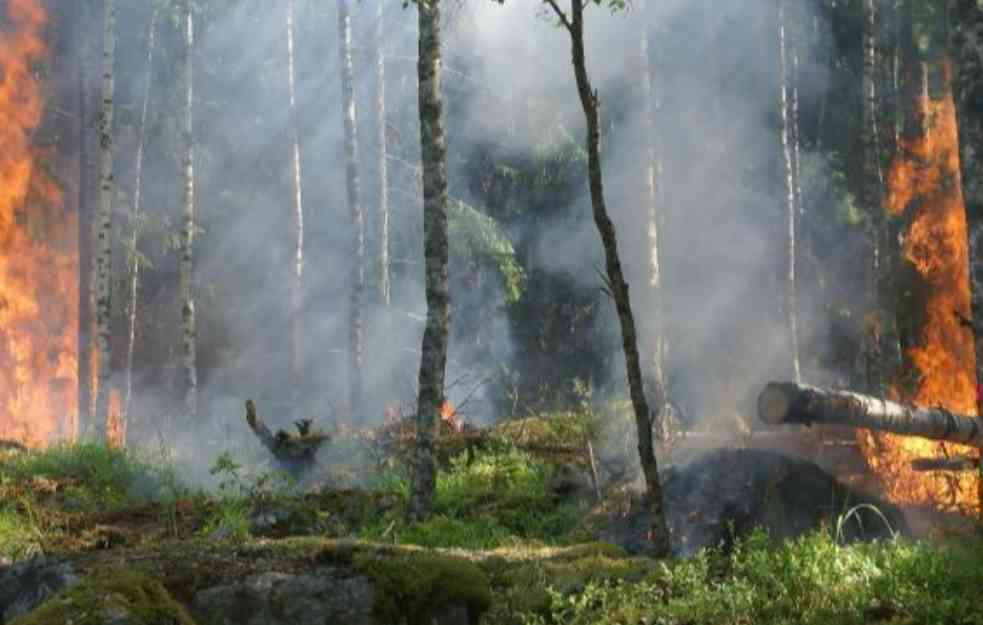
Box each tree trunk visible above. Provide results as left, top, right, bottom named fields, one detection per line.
left=951, top=0, right=983, bottom=414
left=91, top=0, right=116, bottom=440
left=338, top=0, right=365, bottom=419
left=180, top=1, right=198, bottom=420
left=122, top=5, right=159, bottom=429
left=862, top=4, right=980, bottom=511
left=77, top=0, right=99, bottom=437
left=287, top=0, right=305, bottom=409
left=408, top=0, right=451, bottom=523
left=544, top=0, right=670, bottom=557
left=758, top=381, right=983, bottom=447
left=861, top=0, right=887, bottom=394
left=639, top=0, right=668, bottom=438
left=372, top=0, right=391, bottom=307
left=778, top=0, right=801, bottom=384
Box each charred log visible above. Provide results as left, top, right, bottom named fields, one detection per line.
left=758, top=382, right=983, bottom=447
left=244, top=400, right=329, bottom=477
left=911, top=455, right=979, bottom=472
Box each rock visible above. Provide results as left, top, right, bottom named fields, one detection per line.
left=0, top=557, right=79, bottom=624
left=600, top=448, right=908, bottom=557
left=193, top=564, right=479, bottom=625
left=193, top=568, right=376, bottom=625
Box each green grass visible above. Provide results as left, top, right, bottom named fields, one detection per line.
left=362, top=442, right=583, bottom=549
left=524, top=529, right=983, bottom=625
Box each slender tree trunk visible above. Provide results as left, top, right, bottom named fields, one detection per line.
left=544, top=0, right=670, bottom=557
left=861, top=0, right=886, bottom=394
left=122, top=6, right=159, bottom=429
left=180, top=1, right=198, bottom=420
left=287, top=0, right=305, bottom=409
left=338, top=0, right=365, bottom=419
left=91, top=0, right=116, bottom=440
left=372, top=0, right=391, bottom=307
left=778, top=0, right=801, bottom=384
left=639, top=0, right=668, bottom=437
left=952, top=0, right=983, bottom=416
left=409, top=0, right=451, bottom=523
left=77, top=0, right=98, bottom=436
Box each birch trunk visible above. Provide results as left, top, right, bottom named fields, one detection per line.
left=92, top=0, right=116, bottom=440
left=122, top=6, right=159, bottom=428
left=861, top=0, right=886, bottom=394
left=180, top=2, right=198, bottom=420
left=759, top=382, right=983, bottom=447
left=372, top=0, right=391, bottom=307
left=639, top=0, right=667, bottom=436
left=287, top=0, right=305, bottom=407
left=409, top=0, right=451, bottom=523
left=77, top=0, right=98, bottom=435
left=338, top=0, right=365, bottom=418
left=778, top=0, right=801, bottom=384
left=543, top=0, right=670, bottom=557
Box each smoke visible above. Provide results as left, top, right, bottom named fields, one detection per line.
left=50, top=0, right=859, bottom=487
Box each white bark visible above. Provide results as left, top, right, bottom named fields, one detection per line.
left=338, top=0, right=365, bottom=417
left=287, top=0, right=305, bottom=406
left=92, top=0, right=116, bottom=439
left=180, top=2, right=198, bottom=420
left=759, top=382, right=983, bottom=448
left=122, top=6, right=159, bottom=430
left=372, top=0, right=391, bottom=307
left=778, top=0, right=801, bottom=384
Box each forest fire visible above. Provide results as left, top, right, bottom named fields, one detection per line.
left=857, top=57, right=979, bottom=514
left=0, top=0, right=78, bottom=447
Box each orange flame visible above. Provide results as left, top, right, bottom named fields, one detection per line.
left=0, top=0, right=78, bottom=447
left=858, top=57, right=979, bottom=514
left=440, top=399, right=461, bottom=432
left=106, top=388, right=125, bottom=448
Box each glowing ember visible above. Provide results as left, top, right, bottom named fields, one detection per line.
left=858, top=57, right=979, bottom=514
left=0, top=0, right=78, bottom=447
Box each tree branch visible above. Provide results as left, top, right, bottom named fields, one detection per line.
left=543, top=0, right=573, bottom=32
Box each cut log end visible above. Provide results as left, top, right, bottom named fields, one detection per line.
left=758, top=382, right=796, bottom=425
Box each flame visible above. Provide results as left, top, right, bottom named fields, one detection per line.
left=858, top=57, right=979, bottom=514
left=0, top=0, right=78, bottom=447
left=106, top=388, right=125, bottom=448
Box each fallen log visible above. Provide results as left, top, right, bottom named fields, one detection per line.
left=758, top=382, right=983, bottom=448
left=910, top=455, right=980, bottom=472
left=245, top=399, right=330, bottom=477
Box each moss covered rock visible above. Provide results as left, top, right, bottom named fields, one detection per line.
left=8, top=570, right=197, bottom=625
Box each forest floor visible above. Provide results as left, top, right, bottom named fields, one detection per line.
left=3, top=417, right=983, bottom=625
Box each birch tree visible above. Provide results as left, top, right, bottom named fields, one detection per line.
left=287, top=0, right=305, bottom=406
left=408, top=0, right=451, bottom=522
left=338, top=0, right=365, bottom=418
left=180, top=0, right=198, bottom=420
left=92, top=0, right=116, bottom=440
left=122, top=5, right=159, bottom=427
left=371, top=0, right=391, bottom=307
left=78, top=0, right=99, bottom=435
left=542, top=0, right=670, bottom=557
left=861, top=0, right=886, bottom=393
left=638, top=0, right=668, bottom=438
left=778, top=0, right=801, bottom=384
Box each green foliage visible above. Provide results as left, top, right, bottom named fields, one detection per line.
left=0, top=506, right=43, bottom=562
left=522, top=529, right=983, bottom=625
left=0, top=442, right=174, bottom=512
left=362, top=443, right=582, bottom=549
left=449, top=198, right=525, bottom=303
